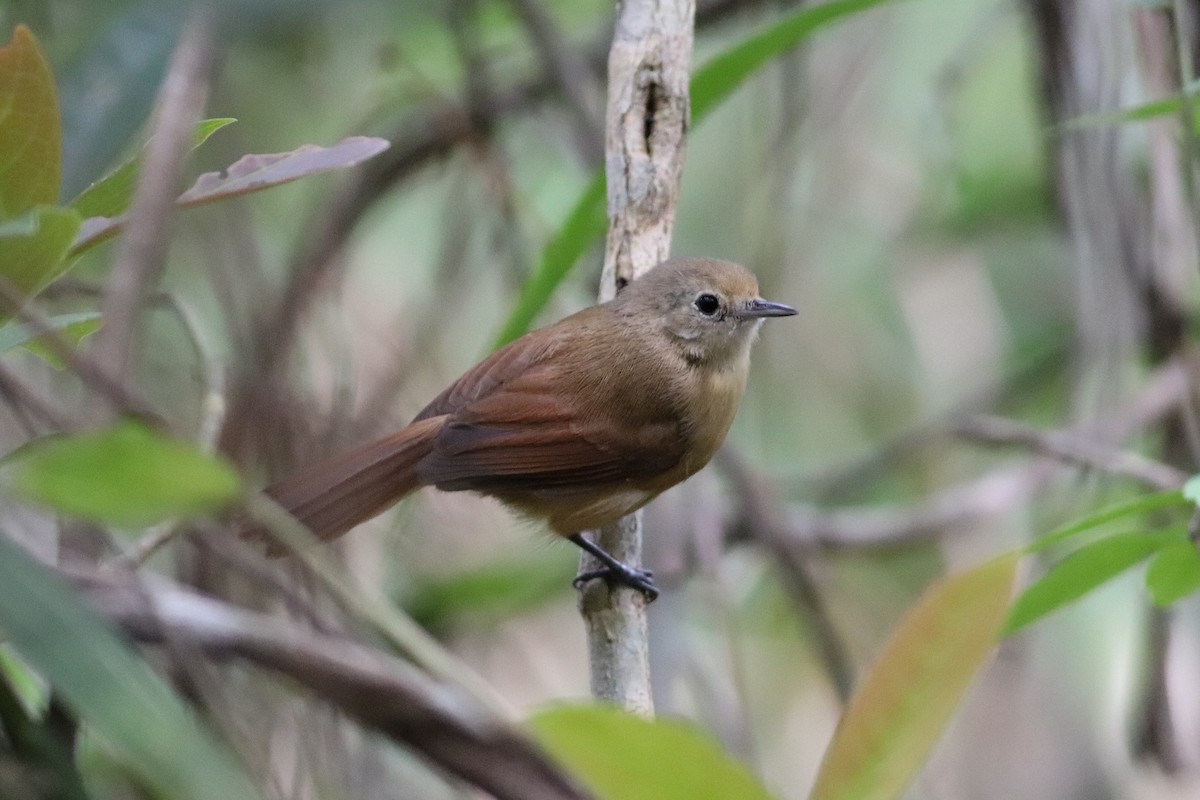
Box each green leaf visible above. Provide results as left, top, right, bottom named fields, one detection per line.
left=406, top=546, right=575, bottom=629
left=71, top=136, right=390, bottom=256
left=4, top=420, right=242, bottom=527
left=70, top=118, right=236, bottom=220
left=1146, top=539, right=1200, bottom=606
left=0, top=205, right=82, bottom=305
left=1027, top=490, right=1187, bottom=553
left=809, top=553, right=1017, bottom=800
left=0, top=533, right=261, bottom=800
left=22, top=314, right=103, bottom=368
left=0, top=645, right=46, bottom=715
left=1005, top=530, right=1180, bottom=635
left=492, top=0, right=897, bottom=345
left=492, top=174, right=606, bottom=347
left=1054, top=80, right=1200, bottom=131
left=0, top=664, right=90, bottom=800
left=69, top=118, right=236, bottom=220
left=528, top=705, right=775, bottom=800
left=192, top=118, right=238, bottom=149
left=0, top=25, right=61, bottom=218
left=0, top=310, right=101, bottom=354
left=691, top=0, right=895, bottom=121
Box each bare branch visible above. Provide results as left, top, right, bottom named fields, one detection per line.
left=716, top=448, right=856, bottom=703
left=772, top=355, right=1192, bottom=551
left=0, top=359, right=72, bottom=432
left=0, top=277, right=154, bottom=419
left=954, top=414, right=1187, bottom=490
left=72, top=570, right=592, bottom=800
left=90, top=14, right=215, bottom=391
left=510, top=0, right=606, bottom=163
left=775, top=464, right=1057, bottom=551
left=578, top=0, right=695, bottom=715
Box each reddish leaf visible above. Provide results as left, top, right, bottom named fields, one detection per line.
left=810, top=553, right=1019, bottom=800
left=0, top=25, right=62, bottom=218
left=176, top=136, right=389, bottom=205
left=71, top=136, right=390, bottom=254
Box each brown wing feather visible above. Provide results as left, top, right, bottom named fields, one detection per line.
left=412, top=311, right=687, bottom=494
left=418, top=416, right=681, bottom=493
left=413, top=324, right=561, bottom=422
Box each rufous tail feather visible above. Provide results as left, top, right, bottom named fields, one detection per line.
left=261, top=415, right=445, bottom=545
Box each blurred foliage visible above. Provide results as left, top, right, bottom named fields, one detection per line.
left=529, top=704, right=776, bottom=800
left=4, top=420, right=242, bottom=527
left=812, top=553, right=1018, bottom=800
left=0, top=533, right=262, bottom=800
left=2, top=0, right=1200, bottom=798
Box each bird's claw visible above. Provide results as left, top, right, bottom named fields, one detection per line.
left=573, top=565, right=659, bottom=602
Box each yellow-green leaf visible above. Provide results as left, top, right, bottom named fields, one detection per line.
left=1027, top=490, right=1186, bottom=553
left=1005, top=530, right=1179, bottom=635
left=69, top=118, right=237, bottom=220
left=529, top=705, right=775, bottom=800
left=22, top=314, right=103, bottom=368
left=0, top=311, right=101, bottom=356
left=0, top=25, right=61, bottom=218
left=4, top=421, right=242, bottom=527
left=0, top=205, right=82, bottom=305
left=1145, top=539, right=1200, bottom=606
left=810, top=553, right=1018, bottom=800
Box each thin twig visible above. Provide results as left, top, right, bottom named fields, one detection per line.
left=771, top=464, right=1056, bottom=551
left=509, top=0, right=605, bottom=163
left=954, top=414, right=1188, bottom=490
left=243, top=496, right=515, bottom=721
left=716, top=448, right=856, bottom=703
left=0, top=359, right=73, bottom=431
left=90, top=14, right=216, bottom=390
left=773, top=355, right=1192, bottom=551
left=0, top=277, right=153, bottom=419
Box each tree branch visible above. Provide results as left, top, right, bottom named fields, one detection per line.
left=72, top=569, right=592, bottom=800
left=577, top=0, right=695, bottom=714
left=953, top=414, right=1188, bottom=490
left=89, top=14, right=215, bottom=392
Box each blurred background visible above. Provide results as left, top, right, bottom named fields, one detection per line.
left=8, top=0, right=1200, bottom=796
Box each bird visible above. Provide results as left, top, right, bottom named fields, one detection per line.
left=261, top=257, right=796, bottom=600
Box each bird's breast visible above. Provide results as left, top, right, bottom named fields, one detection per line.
left=648, top=357, right=748, bottom=488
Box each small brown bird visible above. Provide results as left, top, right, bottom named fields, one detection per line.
left=264, top=257, right=795, bottom=599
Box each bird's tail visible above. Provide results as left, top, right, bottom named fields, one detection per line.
left=260, top=415, right=445, bottom=545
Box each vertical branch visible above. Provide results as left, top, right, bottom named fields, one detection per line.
left=89, top=14, right=215, bottom=392
left=577, top=0, right=695, bottom=713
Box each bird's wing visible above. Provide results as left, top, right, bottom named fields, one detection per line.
left=413, top=320, right=564, bottom=422
left=413, top=320, right=686, bottom=493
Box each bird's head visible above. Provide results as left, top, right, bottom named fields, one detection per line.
left=615, top=257, right=796, bottom=367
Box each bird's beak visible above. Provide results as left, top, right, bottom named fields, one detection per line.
left=738, top=298, right=797, bottom=318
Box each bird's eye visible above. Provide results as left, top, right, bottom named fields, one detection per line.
left=694, top=293, right=721, bottom=316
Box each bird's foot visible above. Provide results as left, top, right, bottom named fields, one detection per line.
left=568, top=533, right=660, bottom=602
left=573, top=564, right=659, bottom=602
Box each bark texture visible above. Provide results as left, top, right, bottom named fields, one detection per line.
left=578, top=0, right=696, bottom=714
